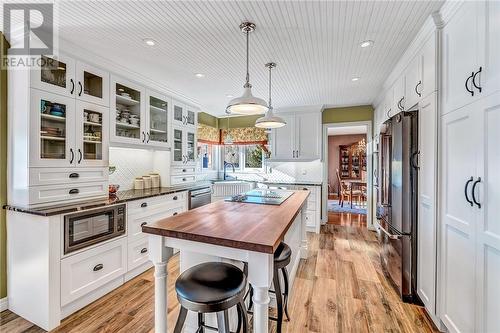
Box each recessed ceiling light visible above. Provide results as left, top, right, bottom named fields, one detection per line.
left=194, top=73, right=205, bottom=78
left=360, top=40, right=374, bottom=48
left=352, top=77, right=360, bottom=82
left=143, top=38, right=156, bottom=46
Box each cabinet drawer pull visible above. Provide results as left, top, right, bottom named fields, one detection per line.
left=465, top=72, right=474, bottom=96
left=69, top=173, right=79, bottom=179
left=173, top=212, right=178, bottom=216
left=141, top=222, right=147, bottom=227
left=182, top=178, right=187, bottom=181
left=472, top=66, right=482, bottom=93
left=93, top=264, right=103, bottom=272
left=141, top=202, right=147, bottom=208
left=140, top=248, right=148, bottom=254
left=69, top=188, right=79, bottom=194
left=69, top=148, right=74, bottom=164
left=78, top=81, right=83, bottom=96
left=173, top=196, right=178, bottom=200
left=182, top=169, right=187, bottom=172
left=146, top=132, right=150, bottom=143
left=70, top=79, right=75, bottom=94
left=77, top=149, right=82, bottom=164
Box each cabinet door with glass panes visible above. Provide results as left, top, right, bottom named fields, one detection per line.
left=171, top=127, right=196, bottom=165
left=75, top=61, right=109, bottom=107
left=172, top=100, right=197, bottom=128
left=110, top=76, right=145, bottom=145
left=146, top=90, right=170, bottom=148
left=75, top=101, right=109, bottom=167
left=29, top=89, right=76, bottom=167
left=31, top=54, right=76, bottom=98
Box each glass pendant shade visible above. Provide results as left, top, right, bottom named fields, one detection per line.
left=255, top=108, right=286, bottom=128
left=226, top=85, right=268, bottom=115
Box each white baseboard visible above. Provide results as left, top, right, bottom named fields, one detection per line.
left=0, top=297, right=8, bottom=312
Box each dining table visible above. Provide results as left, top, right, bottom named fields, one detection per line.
left=347, top=180, right=367, bottom=209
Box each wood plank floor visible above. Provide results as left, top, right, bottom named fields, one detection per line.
left=1, top=211, right=437, bottom=333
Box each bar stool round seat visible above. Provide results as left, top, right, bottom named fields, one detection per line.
left=274, top=242, right=292, bottom=268
left=174, top=262, right=248, bottom=333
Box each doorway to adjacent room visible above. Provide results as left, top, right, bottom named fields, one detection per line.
left=322, top=121, right=373, bottom=229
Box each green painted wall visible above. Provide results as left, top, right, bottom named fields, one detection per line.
left=1, top=33, right=9, bottom=299
left=198, top=112, right=218, bottom=128
left=218, top=115, right=260, bottom=129
left=322, top=105, right=373, bottom=123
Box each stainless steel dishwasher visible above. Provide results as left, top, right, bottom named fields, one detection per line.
left=188, top=186, right=212, bottom=209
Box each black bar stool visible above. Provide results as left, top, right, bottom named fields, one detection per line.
left=247, top=242, right=292, bottom=333
left=174, top=262, right=248, bottom=333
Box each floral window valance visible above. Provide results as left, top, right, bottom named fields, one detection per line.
left=198, top=124, right=268, bottom=145
left=220, top=127, right=268, bottom=145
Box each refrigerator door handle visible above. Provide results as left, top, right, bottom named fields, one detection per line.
left=379, top=224, right=402, bottom=240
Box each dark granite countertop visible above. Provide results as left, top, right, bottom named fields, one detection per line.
left=4, top=182, right=212, bottom=217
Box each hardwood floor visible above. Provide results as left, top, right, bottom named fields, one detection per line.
left=1, top=212, right=436, bottom=333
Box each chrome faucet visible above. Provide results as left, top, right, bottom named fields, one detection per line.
left=223, top=161, right=236, bottom=180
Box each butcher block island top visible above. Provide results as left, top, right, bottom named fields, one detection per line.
left=142, top=190, right=310, bottom=254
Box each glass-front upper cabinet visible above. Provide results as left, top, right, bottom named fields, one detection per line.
left=172, top=128, right=184, bottom=165
left=186, top=130, right=196, bottom=164
left=31, top=54, right=76, bottom=97
left=110, top=76, right=145, bottom=145
left=30, top=90, right=75, bottom=167
left=75, top=61, right=109, bottom=106
left=76, top=101, right=109, bottom=166
left=172, top=99, right=197, bottom=128
left=146, top=90, right=170, bottom=148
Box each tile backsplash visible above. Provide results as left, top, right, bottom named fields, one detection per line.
left=109, top=147, right=170, bottom=190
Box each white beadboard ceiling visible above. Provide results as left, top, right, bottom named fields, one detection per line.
left=55, top=0, right=444, bottom=115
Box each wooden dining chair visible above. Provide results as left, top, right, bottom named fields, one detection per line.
left=336, top=169, right=362, bottom=208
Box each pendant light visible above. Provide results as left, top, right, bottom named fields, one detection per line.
left=255, top=62, right=286, bottom=128
left=226, top=22, right=268, bottom=115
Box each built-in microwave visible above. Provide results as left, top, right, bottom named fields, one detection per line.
left=64, top=204, right=126, bottom=254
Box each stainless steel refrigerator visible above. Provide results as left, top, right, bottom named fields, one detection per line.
left=377, top=110, right=420, bottom=303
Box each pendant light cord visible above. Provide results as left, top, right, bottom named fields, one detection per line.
left=245, top=29, right=250, bottom=87
left=268, top=64, right=272, bottom=108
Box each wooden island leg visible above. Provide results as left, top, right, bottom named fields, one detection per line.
left=148, top=235, right=173, bottom=333
left=248, top=251, right=273, bottom=333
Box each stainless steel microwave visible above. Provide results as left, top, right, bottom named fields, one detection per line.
left=64, top=204, right=126, bottom=254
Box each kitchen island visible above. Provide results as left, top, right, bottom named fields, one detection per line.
left=142, top=190, right=310, bottom=333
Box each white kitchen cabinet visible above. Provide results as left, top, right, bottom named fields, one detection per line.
left=172, top=99, right=197, bottom=129
left=442, top=1, right=486, bottom=115
left=416, top=93, right=438, bottom=316
left=76, top=101, right=109, bottom=167
left=392, top=75, right=406, bottom=112
left=383, top=89, right=393, bottom=120
left=31, top=54, right=77, bottom=98
left=146, top=90, right=170, bottom=148
left=439, top=92, right=500, bottom=333
left=75, top=61, right=110, bottom=107
left=270, top=112, right=321, bottom=161
left=171, top=126, right=197, bottom=166
left=29, top=89, right=76, bottom=168
left=478, top=0, right=500, bottom=98
left=110, top=76, right=146, bottom=146
left=295, top=113, right=322, bottom=160
left=420, top=33, right=437, bottom=99
left=31, top=54, right=110, bottom=108
left=29, top=90, right=109, bottom=169
left=405, top=55, right=421, bottom=111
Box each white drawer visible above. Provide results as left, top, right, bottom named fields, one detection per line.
left=171, top=175, right=196, bottom=185
left=171, top=166, right=196, bottom=176
left=304, top=210, right=317, bottom=228
left=29, top=181, right=108, bottom=205
left=61, top=238, right=126, bottom=306
left=127, top=192, right=187, bottom=216
left=128, top=205, right=185, bottom=242
left=30, top=167, right=108, bottom=186
left=128, top=238, right=150, bottom=271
